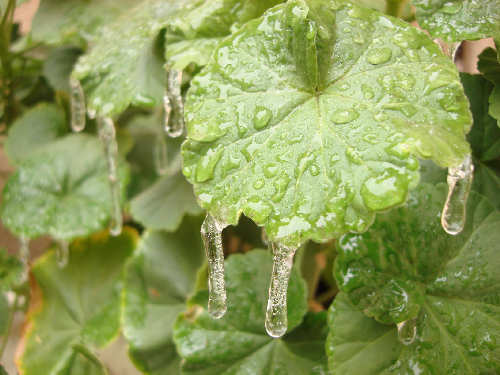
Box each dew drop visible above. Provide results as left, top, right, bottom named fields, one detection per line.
left=331, top=109, right=359, bottom=124
left=361, top=84, right=374, bottom=99
left=367, top=48, right=392, bottom=65
left=70, top=77, right=86, bottom=132
left=441, top=155, right=474, bottom=235
left=253, top=179, right=265, bottom=190
left=195, top=147, right=223, bottom=182
left=97, top=117, right=122, bottom=236
left=165, top=69, right=184, bottom=138
left=397, top=318, right=417, bottom=345
left=201, top=214, right=228, bottom=319
left=56, top=240, right=69, bottom=268
left=265, top=242, right=297, bottom=338
left=253, top=106, right=272, bottom=130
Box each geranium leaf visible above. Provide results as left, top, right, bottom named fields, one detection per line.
left=1, top=134, right=129, bottom=241
left=17, top=229, right=137, bottom=375
left=182, top=0, right=471, bottom=247
left=333, top=183, right=500, bottom=373
left=122, top=216, right=205, bottom=374
left=478, top=46, right=500, bottom=128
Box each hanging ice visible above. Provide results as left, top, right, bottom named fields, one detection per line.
left=97, top=117, right=122, bottom=236
left=70, top=78, right=86, bottom=132
left=57, top=240, right=69, bottom=268
left=441, top=155, right=474, bottom=235
left=164, top=69, right=184, bottom=138
left=397, top=318, right=417, bottom=345
left=154, top=124, right=169, bottom=175
left=200, top=214, right=228, bottom=319
left=265, top=242, right=297, bottom=338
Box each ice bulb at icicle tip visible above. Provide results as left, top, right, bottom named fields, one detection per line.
left=70, top=77, right=86, bottom=132
left=441, top=155, right=474, bottom=235
left=56, top=240, right=69, bottom=268
left=265, top=242, right=297, bottom=338
left=201, top=214, right=228, bottom=319
left=397, top=318, right=417, bottom=345
left=165, top=69, right=184, bottom=138
left=97, top=117, right=123, bottom=236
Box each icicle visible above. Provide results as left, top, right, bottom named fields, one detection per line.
left=56, top=240, right=69, bottom=268
left=18, top=236, right=29, bottom=283
left=397, top=318, right=417, bottom=345
left=164, top=69, right=184, bottom=138
left=154, top=124, right=169, bottom=175
left=69, top=78, right=86, bottom=132
left=441, top=155, right=474, bottom=235
left=265, top=242, right=297, bottom=338
left=200, top=214, right=228, bottom=319
left=97, top=117, right=122, bottom=236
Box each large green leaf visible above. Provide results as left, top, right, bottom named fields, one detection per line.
left=173, top=249, right=328, bottom=374
left=122, top=216, right=205, bottom=374
left=412, top=0, right=500, bottom=42
left=43, top=47, right=82, bottom=93
left=462, top=73, right=500, bottom=209
left=4, top=103, right=68, bottom=165
left=182, top=0, right=471, bottom=247
left=1, top=134, right=129, bottom=241
left=478, top=46, right=500, bottom=128
left=165, top=0, right=283, bottom=70
left=31, top=0, right=137, bottom=45
left=17, top=229, right=137, bottom=375
left=130, top=172, right=202, bottom=231
left=333, top=184, right=500, bottom=373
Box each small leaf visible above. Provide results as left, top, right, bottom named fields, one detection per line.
left=412, top=0, right=500, bottom=42
left=122, top=216, right=205, bottom=374
left=0, top=248, right=23, bottom=291
left=327, top=293, right=399, bottom=374
left=17, top=229, right=137, bottom=375
left=478, top=46, right=500, bottom=128
left=130, top=172, right=202, bottom=232
left=1, top=134, right=129, bottom=241
left=173, top=249, right=328, bottom=374
left=31, top=0, right=137, bottom=45
left=182, top=0, right=471, bottom=247
left=43, top=47, right=82, bottom=93
left=4, top=103, right=67, bottom=165
left=333, top=184, right=500, bottom=373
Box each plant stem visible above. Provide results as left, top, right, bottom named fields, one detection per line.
left=386, top=0, right=406, bottom=18
left=0, top=294, right=19, bottom=358
left=0, top=0, right=18, bottom=125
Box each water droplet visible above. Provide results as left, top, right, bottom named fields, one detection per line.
left=70, top=78, right=86, bottom=132
left=361, top=84, right=374, bottom=99
left=361, top=170, right=407, bottom=210
left=441, top=155, right=474, bottom=235
left=331, top=109, right=360, bottom=124
left=97, top=117, right=122, bottom=236
left=201, top=214, right=228, bottom=319
left=253, top=179, right=265, bottom=190
left=253, top=106, right=272, bottom=130
left=345, top=146, right=363, bottom=164
left=264, top=163, right=279, bottom=178
left=441, top=2, right=461, bottom=14
left=56, top=240, right=69, bottom=268
left=165, top=69, right=184, bottom=138
left=154, top=132, right=168, bottom=176
left=397, top=318, right=417, bottom=345
left=196, top=147, right=223, bottom=182
left=367, top=48, right=392, bottom=65
left=265, top=242, right=297, bottom=338
left=272, top=175, right=290, bottom=202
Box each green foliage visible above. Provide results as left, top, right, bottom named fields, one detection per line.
left=1, top=0, right=500, bottom=374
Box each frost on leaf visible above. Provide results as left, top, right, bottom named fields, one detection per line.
left=182, top=0, right=472, bottom=247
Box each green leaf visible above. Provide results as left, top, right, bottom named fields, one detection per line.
left=327, top=293, right=400, bottom=374
left=165, top=0, right=283, bottom=70
left=0, top=248, right=23, bottom=291
left=461, top=73, right=500, bottom=209
left=130, top=172, right=202, bottom=232
left=122, top=216, right=205, bottom=374
left=4, top=103, right=67, bottom=165
left=412, top=0, right=500, bottom=42
left=31, top=0, right=137, bottom=45
left=17, top=229, right=137, bottom=375
left=0, top=364, right=7, bottom=375
left=182, top=0, right=471, bottom=247
left=478, top=46, right=500, bottom=128
left=333, top=184, right=500, bottom=373
left=1, top=134, right=129, bottom=241
left=43, top=47, right=82, bottom=93
left=0, top=292, right=9, bottom=336
left=173, top=249, right=328, bottom=374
